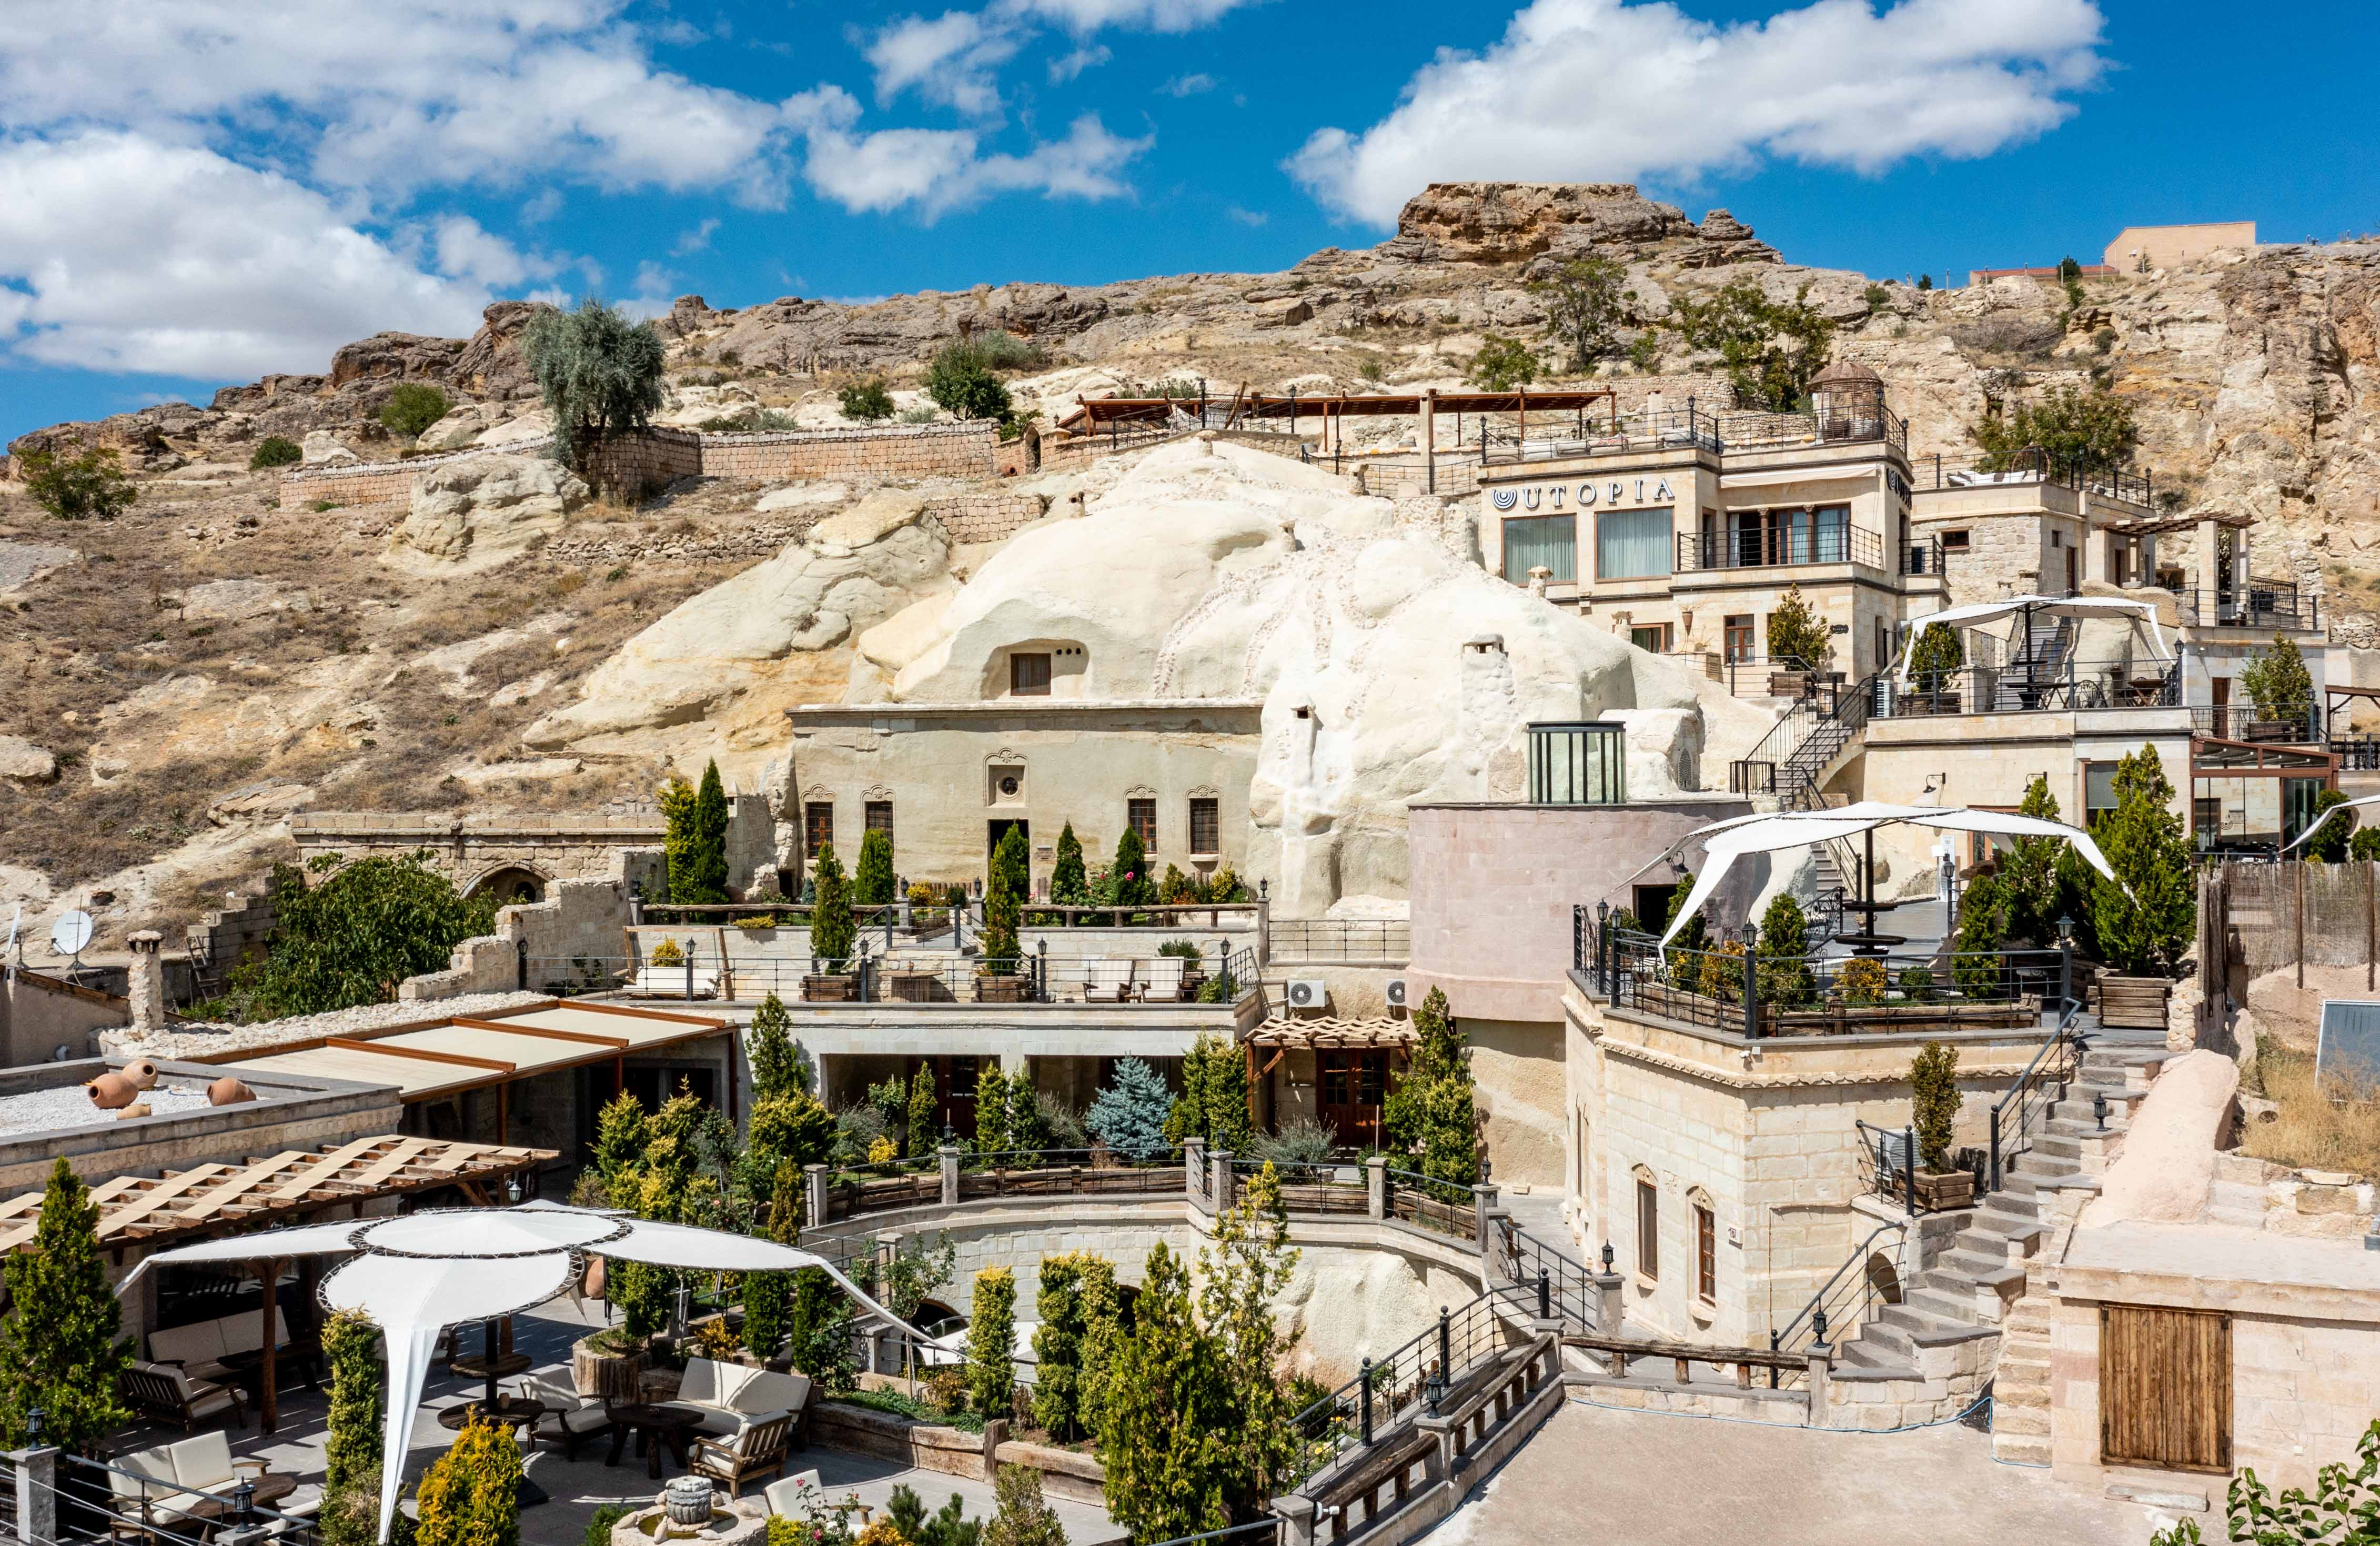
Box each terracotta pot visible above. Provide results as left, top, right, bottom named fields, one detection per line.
left=582, top=1257, right=607, bottom=1299
left=208, top=1076, right=256, bottom=1106
left=123, top=1058, right=159, bottom=1090
left=87, top=1071, right=139, bottom=1109
left=117, top=1101, right=153, bottom=1120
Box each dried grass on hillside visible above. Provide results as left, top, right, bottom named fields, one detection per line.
left=2239, top=1045, right=2380, bottom=1177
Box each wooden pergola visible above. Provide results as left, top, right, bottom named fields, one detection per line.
left=0, top=1136, right=554, bottom=1431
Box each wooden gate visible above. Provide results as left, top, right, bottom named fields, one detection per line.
left=2101, top=1304, right=2231, bottom=1472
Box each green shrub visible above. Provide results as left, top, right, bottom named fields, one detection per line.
left=2306, top=789, right=2354, bottom=864
left=974, top=1062, right=1011, bottom=1155
left=2352, top=827, right=2380, bottom=863
left=583, top=1507, right=629, bottom=1546
left=1898, top=966, right=1934, bottom=1003
left=1764, top=585, right=1830, bottom=672
left=233, top=855, right=496, bottom=1019
left=1968, top=382, right=2137, bottom=472
left=1086, top=1057, right=1172, bottom=1160
left=319, top=1310, right=384, bottom=1546
left=1839, top=956, right=1887, bottom=1007
left=523, top=298, right=667, bottom=469
left=982, top=825, right=1026, bottom=970
left=1050, top=824, right=1088, bottom=907
left=1906, top=621, right=1962, bottom=689
left=1756, top=893, right=1816, bottom=1007
left=971, top=332, right=1046, bottom=371
left=1031, top=1254, right=1093, bottom=1439
left=2089, top=744, right=2195, bottom=976
left=925, top=343, right=1013, bottom=422
left=2241, top=634, right=2314, bottom=726
left=1110, top=828, right=1153, bottom=912
left=811, top=845, right=855, bottom=966
left=856, top=828, right=896, bottom=907
left=1006, top=1061, right=1048, bottom=1153
left=748, top=992, right=800, bottom=1102
left=966, top=1267, right=1017, bottom=1421
left=249, top=435, right=303, bottom=469
left=840, top=378, right=895, bottom=421
left=1466, top=334, right=1539, bottom=391
left=1909, top=1040, right=1961, bottom=1172
left=907, top=1063, right=939, bottom=1159
left=1669, top=279, right=1834, bottom=411
left=1157, top=938, right=1202, bottom=965
left=414, top=1417, right=521, bottom=1546
left=22, top=446, right=137, bottom=521
left=984, top=1463, right=1067, bottom=1546
left=380, top=383, right=452, bottom=438
left=0, top=1160, right=132, bottom=1454
left=1952, top=874, right=2010, bottom=999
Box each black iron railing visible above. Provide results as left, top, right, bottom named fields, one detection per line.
left=2176, top=583, right=2320, bottom=633
left=1677, top=523, right=1883, bottom=573
left=1914, top=447, right=2154, bottom=507
left=1729, top=671, right=1878, bottom=810
left=1987, top=999, right=2084, bottom=1191
left=1769, top=1219, right=1908, bottom=1386
left=1232, top=1158, right=1370, bottom=1216
left=1878, top=658, right=2182, bottom=717
left=2191, top=705, right=2323, bottom=743
left=1496, top=1219, right=1598, bottom=1331
left=1268, top=918, right=1410, bottom=963
left=1478, top=403, right=1722, bottom=464
left=1281, top=1285, right=1530, bottom=1492
left=1902, top=535, right=1946, bottom=577
left=1384, top=1168, right=1478, bottom=1239
left=2332, top=736, right=2380, bottom=771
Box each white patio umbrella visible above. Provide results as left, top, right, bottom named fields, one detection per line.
left=1656, top=802, right=2122, bottom=945
left=2280, top=791, right=2380, bottom=854
left=120, top=1201, right=920, bottom=1541
left=1896, top=594, right=2169, bottom=686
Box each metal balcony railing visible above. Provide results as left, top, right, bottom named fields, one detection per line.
left=1677, top=523, right=1883, bottom=572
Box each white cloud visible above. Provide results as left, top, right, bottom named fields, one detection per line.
left=1226, top=205, right=1269, bottom=226
left=1049, top=44, right=1112, bottom=82
left=672, top=218, right=723, bottom=256
left=430, top=214, right=556, bottom=289
left=869, top=11, right=1022, bottom=115
left=1289, top=0, right=2108, bottom=225
left=1004, top=0, right=1265, bottom=31
left=518, top=188, right=566, bottom=225
left=0, top=132, right=490, bottom=378
left=1158, top=73, right=1216, bottom=97
left=788, top=91, right=1149, bottom=220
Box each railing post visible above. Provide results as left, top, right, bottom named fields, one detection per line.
left=1742, top=934, right=1760, bottom=1040
left=803, top=1163, right=827, bottom=1232
left=939, top=1144, right=960, bottom=1207
left=1273, top=1494, right=1319, bottom=1546
left=1903, top=1124, right=1916, bottom=1218
left=1366, top=1155, right=1387, bottom=1221
left=1473, top=1186, right=1498, bottom=1265
left=1803, top=1342, right=1834, bottom=1430
left=1592, top=1266, right=1626, bottom=1334
left=1988, top=1105, right=2002, bottom=1193
left=1360, top=1358, right=1375, bottom=1445
left=1184, top=1138, right=1207, bottom=1209
left=1210, top=1148, right=1234, bottom=1214
left=2060, top=936, right=2073, bottom=1017
left=10, top=1442, right=57, bottom=1546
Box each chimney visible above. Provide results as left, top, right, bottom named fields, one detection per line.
left=126, top=930, right=165, bottom=1037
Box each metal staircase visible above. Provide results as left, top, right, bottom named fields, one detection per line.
left=1993, top=617, right=2075, bottom=710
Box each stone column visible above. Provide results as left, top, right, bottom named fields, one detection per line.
left=1272, top=1493, right=1319, bottom=1546
left=2196, top=517, right=2222, bottom=618
left=1366, top=1156, right=1387, bottom=1220
left=1210, top=1149, right=1235, bottom=1214
left=1184, top=1138, right=1207, bottom=1210
left=10, top=1444, right=57, bottom=1546
left=126, top=930, right=166, bottom=1038
left=1471, top=1184, right=1500, bottom=1268
left=939, top=1145, right=961, bottom=1207
left=1422, top=388, right=1437, bottom=496
left=1803, top=1343, right=1834, bottom=1429
left=803, top=1163, right=828, bottom=1232
left=1592, top=1270, right=1626, bottom=1334
left=1483, top=1207, right=1512, bottom=1286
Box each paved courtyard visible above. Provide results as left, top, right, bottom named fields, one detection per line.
left=120, top=1298, right=1120, bottom=1546
left=1426, top=1399, right=2174, bottom=1546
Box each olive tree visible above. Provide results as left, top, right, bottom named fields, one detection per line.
left=522, top=299, right=667, bottom=469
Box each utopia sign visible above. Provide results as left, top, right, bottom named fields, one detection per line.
left=1489, top=477, right=1676, bottom=513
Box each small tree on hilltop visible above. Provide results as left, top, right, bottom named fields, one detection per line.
left=2090, top=744, right=2195, bottom=977
left=810, top=845, right=855, bottom=967
left=748, top=992, right=799, bottom=1102
left=1087, top=1057, right=1173, bottom=1160
left=237, top=853, right=497, bottom=1019
left=22, top=446, right=138, bottom=521
left=840, top=378, right=895, bottom=423
left=249, top=435, right=302, bottom=470
left=0, top=1159, right=131, bottom=1453
left=1765, top=584, right=1831, bottom=672
left=1669, top=280, right=1834, bottom=412
left=2241, top=634, right=2315, bottom=728
left=925, top=342, right=1013, bottom=423
left=1050, top=823, right=1088, bottom=908
left=380, top=382, right=452, bottom=439
left=415, top=1416, right=522, bottom=1546
left=523, top=298, right=667, bottom=471
left=1909, top=1040, right=1961, bottom=1173
left=1466, top=334, right=1540, bottom=392
left=966, top=1267, right=1017, bottom=1419
left=1528, top=256, right=1633, bottom=374
left=855, top=828, right=896, bottom=909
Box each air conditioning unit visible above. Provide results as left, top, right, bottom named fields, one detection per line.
left=1285, top=978, right=1328, bottom=1011
left=1385, top=978, right=1408, bottom=1011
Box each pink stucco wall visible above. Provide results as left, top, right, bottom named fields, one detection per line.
left=1406, top=798, right=1755, bottom=1023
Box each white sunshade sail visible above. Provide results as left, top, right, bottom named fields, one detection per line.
left=1897, top=595, right=2169, bottom=685
left=120, top=1202, right=922, bottom=1542
left=1657, top=803, right=2122, bottom=945
left=2281, top=792, right=2380, bottom=854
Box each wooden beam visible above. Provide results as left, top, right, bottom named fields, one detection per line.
left=325, top=1037, right=515, bottom=1073
left=450, top=1018, right=629, bottom=1049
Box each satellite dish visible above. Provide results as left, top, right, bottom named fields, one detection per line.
left=51, top=910, right=94, bottom=959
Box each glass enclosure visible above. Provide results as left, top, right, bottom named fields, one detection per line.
left=1528, top=721, right=1628, bottom=805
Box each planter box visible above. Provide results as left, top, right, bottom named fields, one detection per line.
left=572, top=1336, right=649, bottom=1400
left=802, top=975, right=856, bottom=1002
left=973, top=975, right=1030, bottom=1003
left=1914, top=1169, right=1975, bottom=1211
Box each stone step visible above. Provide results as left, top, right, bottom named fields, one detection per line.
left=1993, top=1431, right=2053, bottom=1465
left=1903, top=1286, right=1979, bottom=1325
left=1992, top=1400, right=2051, bottom=1436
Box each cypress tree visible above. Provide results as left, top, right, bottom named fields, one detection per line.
left=747, top=992, right=799, bottom=1102
left=1112, top=827, right=1154, bottom=913
left=855, top=828, right=896, bottom=908
left=742, top=1162, right=801, bottom=1360
left=1756, top=892, right=1816, bottom=1007
left=2091, top=744, right=2195, bottom=976
left=982, top=825, right=1026, bottom=972
left=1051, top=823, right=1088, bottom=908
left=1007, top=1061, right=1049, bottom=1153
left=1385, top=986, right=1470, bottom=1165
left=319, top=1310, right=384, bottom=1546
left=683, top=760, right=732, bottom=904
left=1910, top=1041, right=1962, bottom=1172
left=907, top=1062, right=940, bottom=1159
left=1199, top=1163, right=1300, bottom=1508
left=0, top=1159, right=132, bottom=1452
left=1074, top=1256, right=1124, bottom=1439
left=1095, top=1243, right=1236, bottom=1542
left=811, top=845, right=856, bottom=966
left=966, top=1267, right=1017, bottom=1419
left=974, top=1062, right=1011, bottom=1155
left=1952, top=872, right=2011, bottom=1000
left=2001, top=775, right=2067, bottom=945
left=1031, top=1254, right=1091, bottom=1440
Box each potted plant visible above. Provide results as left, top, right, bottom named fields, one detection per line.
left=804, top=845, right=859, bottom=1001
left=571, top=1324, right=650, bottom=1400
left=1909, top=1040, right=1973, bottom=1210
left=975, top=826, right=1031, bottom=1003
left=2088, top=745, right=2193, bottom=1032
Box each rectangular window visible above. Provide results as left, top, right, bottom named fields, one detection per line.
left=1128, top=797, right=1157, bottom=850
left=1502, top=514, right=1576, bottom=583
left=1010, top=652, right=1052, bottom=696
left=1596, top=507, right=1672, bottom=579
left=804, top=802, right=834, bottom=858
left=864, top=800, right=893, bottom=848
left=1629, top=624, right=1671, bottom=654
left=1636, top=1178, right=1659, bottom=1281
left=1696, top=1203, right=1716, bottom=1303
left=1723, top=615, right=1756, bottom=664
left=1941, top=529, right=1971, bottom=553
left=1188, top=797, right=1219, bottom=856
left=2085, top=763, right=2120, bottom=820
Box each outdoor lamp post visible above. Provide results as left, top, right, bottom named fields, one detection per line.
left=505, top=1177, right=522, bottom=1204
left=1600, top=1241, right=1615, bottom=1274
left=1811, top=1308, right=1829, bottom=1350
left=2094, top=1090, right=2108, bottom=1131
left=24, top=1407, right=40, bottom=1443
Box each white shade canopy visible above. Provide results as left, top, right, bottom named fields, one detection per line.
left=121, top=1203, right=917, bottom=1541
left=1898, top=595, right=2168, bottom=684
left=1658, top=802, right=2122, bottom=944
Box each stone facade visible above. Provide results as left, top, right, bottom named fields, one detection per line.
left=397, top=850, right=664, bottom=1000
left=290, top=797, right=772, bottom=902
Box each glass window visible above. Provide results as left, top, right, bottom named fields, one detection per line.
left=1630, top=624, right=1671, bottom=653
left=2085, top=764, right=2119, bottom=818
left=1596, top=507, right=1672, bottom=579
left=1696, top=1202, right=1716, bottom=1302
left=1814, top=504, right=1850, bottom=562
left=1502, top=515, right=1576, bottom=583
left=1941, top=529, right=1971, bottom=553
left=1188, top=797, right=1219, bottom=855
left=864, top=800, right=893, bottom=847
left=1724, top=615, right=1756, bottom=663
left=1128, top=798, right=1157, bottom=849
left=1010, top=652, right=1052, bottom=696
left=804, top=802, right=834, bottom=858
left=1636, top=1178, right=1659, bottom=1280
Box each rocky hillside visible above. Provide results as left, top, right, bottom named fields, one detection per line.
left=3, top=181, right=2376, bottom=950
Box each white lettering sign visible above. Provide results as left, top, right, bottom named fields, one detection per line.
left=1491, top=478, right=1677, bottom=514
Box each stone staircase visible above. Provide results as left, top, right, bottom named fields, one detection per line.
left=1822, top=1022, right=2171, bottom=1443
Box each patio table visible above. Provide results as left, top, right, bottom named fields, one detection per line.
left=607, top=1403, right=705, bottom=1480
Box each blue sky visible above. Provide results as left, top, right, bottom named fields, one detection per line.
left=2, top=0, right=2374, bottom=445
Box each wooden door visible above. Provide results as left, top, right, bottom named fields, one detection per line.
left=2101, top=1304, right=2231, bottom=1472
left=1317, top=1051, right=1387, bottom=1148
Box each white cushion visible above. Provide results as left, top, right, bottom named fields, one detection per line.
left=149, top=1321, right=227, bottom=1367
left=732, top=1371, right=807, bottom=1416
left=662, top=1400, right=740, bottom=1438
left=110, top=1447, right=177, bottom=1503
left=169, top=1432, right=236, bottom=1493
left=677, top=1358, right=722, bottom=1406
left=218, top=1317, right=265, bottom=1357
left=764, top=1474, right=822, bottom=1518
left=147, top=1491, right=210, bottom=1525
left=721, top=1411, right=788, bottom=1454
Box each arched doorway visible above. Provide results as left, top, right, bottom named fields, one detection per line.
left=466, top=865, right=547, bottom=906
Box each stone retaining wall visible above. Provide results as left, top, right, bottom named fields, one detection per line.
left=933, top=492, right=1049, bottom=543
left=579, top=424, right=703, bottom=495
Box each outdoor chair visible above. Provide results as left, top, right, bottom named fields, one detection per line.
left=104, top=1447, right=180, bottom=1544
left=122, top=1361, right=247, bottom=1433
left=687, top=1411, right=792, bottom=1497
left=763, top=1472, right=823, bottom=1518
left=623, top=965, right=720, bottom=999
left=662, top=1358, right=812, bottom=1445
left=1139, top=956, right=1188, bottom=1002
left=1079, top=958, right=1135, bottom=1003
left=521, top=1372, right=613, bottom=1459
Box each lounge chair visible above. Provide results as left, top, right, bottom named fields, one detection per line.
left=121, top=1361, right=246, bottom=1433
left=1140, top=956, right=1188, bottom=1002
left=522, top=1371, right=614, bottom=1460
left=662, top=1357, right=812, bottom=1446
left=1079, top=958, right=1135, bottom=1003
left=689, top=1412, right=793, bottom=1497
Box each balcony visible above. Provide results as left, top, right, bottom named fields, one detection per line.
left=1912, top=447, right=2156, bottom=508
left=1677, top=522, right=1884, bottom=573
left=1478, top=396, right=1908, bottom=468
left=2176, top=580, right=2321, bottom=634
left=1880, top=659, right=2181, bottom=718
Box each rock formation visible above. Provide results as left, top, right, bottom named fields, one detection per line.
left=386, top=454, right=589, bottom=572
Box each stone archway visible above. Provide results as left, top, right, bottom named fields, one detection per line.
left=463, top=863, right=548, bottom=907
